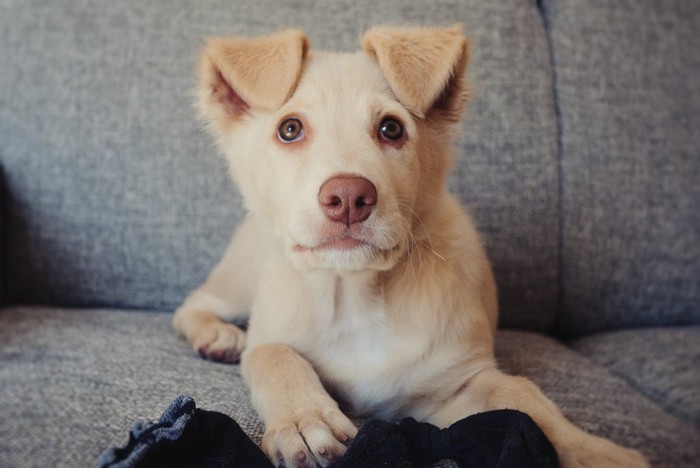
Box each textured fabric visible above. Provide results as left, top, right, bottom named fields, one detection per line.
left=332, top=411, right=557, bottom=468
left=570, top=327, right=700, bottom=429
left=1, top=307, right=699, bottom=467
left=102, top=395, right=558, bottom=468
left=542, top=0, right=700, bottom=334
left=99, top=395, right=271, bottom=468
left=0, top=167, right=3, bottom=305
left=494, top=330, right=700, bottom=467
left=0, top=307, right=263, bottom=468
left=0, top=0, right=559, bottom=330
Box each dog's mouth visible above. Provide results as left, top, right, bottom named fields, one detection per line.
left=293, top=235, right=369, bottom=252
left=291, top=234, right=403, bottom=271
left=287, top=220, right=405, bottom=271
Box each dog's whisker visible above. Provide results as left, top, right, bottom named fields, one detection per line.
left=394, top=213, right=418, bottom=281
left=404, top=214, right=423, bottom=274
left=397, top=201, right=447, bottom=263
left=396, top=204, right=422, bottom=274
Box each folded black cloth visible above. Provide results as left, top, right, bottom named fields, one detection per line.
left=99, top=395, right=558, bottom=468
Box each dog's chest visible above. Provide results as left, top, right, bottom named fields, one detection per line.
left=302, top=273, right=429, bottom=417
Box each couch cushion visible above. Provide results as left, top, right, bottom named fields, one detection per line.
left=0, top=0, right=559, bottom=330
left=570, top=327, right=700, bottom=429
left=494, top=330, right=700, bottom=466
left=0, top=307, right=263, bottom=467
left=1, top=307, right=698, bottom=467
left=542, top=0, right=700, bottom=334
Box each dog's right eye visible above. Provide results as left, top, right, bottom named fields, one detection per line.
left=277, top=118, right=304, bottom=143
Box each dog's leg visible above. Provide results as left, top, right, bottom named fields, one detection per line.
left=173, top=215, right=264, bottom=363
left=243, top=343, right=357, bottom=468
left=432, top=368, right=648, bottom=468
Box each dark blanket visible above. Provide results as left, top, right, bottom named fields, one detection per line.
left=99, top=395, right=559, bottom=468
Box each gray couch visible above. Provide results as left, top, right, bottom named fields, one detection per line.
left=1, top=0, right=698, bottom=466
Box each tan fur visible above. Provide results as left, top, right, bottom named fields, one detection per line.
left=363, top=25, right=469, bottom=118
left=197, top=29, right=309, bottom=140
left=173, top=26, right=648, bottom=468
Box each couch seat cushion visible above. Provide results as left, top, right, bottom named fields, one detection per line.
left=570, top=327, right=700, bottom=428
left=0, top=307, right=262, bottom=468
left=494, top=330, right=700, bottom=466
left=1, top=307, right=698, bottom=467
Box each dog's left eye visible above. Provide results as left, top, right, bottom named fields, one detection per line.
left=379, top=117, right=404, bottom=143
left=278, top=118, right=304, bottom=143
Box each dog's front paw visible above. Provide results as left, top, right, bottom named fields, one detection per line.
left=262, top=404, right=357, bottom=468
left=191, top=321, right=246, bottom=364
left=560, top=434, right=649, bottom=468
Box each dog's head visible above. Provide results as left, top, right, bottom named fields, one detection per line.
left=198, top=26, right=469, bottom=272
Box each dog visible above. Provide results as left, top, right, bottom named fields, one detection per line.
left=173, top=26, right=648, bottom=468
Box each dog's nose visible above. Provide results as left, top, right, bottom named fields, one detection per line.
left=318, top=176, right=377, bottom=226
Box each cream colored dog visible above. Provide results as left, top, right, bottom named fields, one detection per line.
left=173, top=26, right=648, bottom=468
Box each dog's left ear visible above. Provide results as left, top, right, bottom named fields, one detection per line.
left=362, top=25, right=469, bottom=120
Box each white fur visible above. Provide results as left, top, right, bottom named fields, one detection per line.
left=173, top=27, right=649, bottom=468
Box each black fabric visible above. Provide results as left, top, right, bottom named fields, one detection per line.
left=332, top=413, right=558, bottom=468
left=99, top=396, right=559, bottom=468
left=99, top=395, right=270, bottom=468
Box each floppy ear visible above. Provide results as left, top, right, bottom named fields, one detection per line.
left=362, top=25, right=469, bottom=120
left=197, top=29, right=309, bottom=131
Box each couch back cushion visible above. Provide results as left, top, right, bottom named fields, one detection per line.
left=544, top=0, right=700, bottom=334
left=0, top=0, right=559, bottom=330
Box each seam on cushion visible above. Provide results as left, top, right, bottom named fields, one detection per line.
left=0, top=161, right=5, bottom=307
left=536, top=0, right=566, bottom=338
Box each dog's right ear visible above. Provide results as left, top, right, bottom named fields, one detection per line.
left=362, top=25, right=468, bottom=120
left=197, top=29, right=309, bottom=133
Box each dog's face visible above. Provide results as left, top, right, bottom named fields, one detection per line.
left=198, top=27, right=469, bottom=272
left=243, top=52, right=421, bottom=271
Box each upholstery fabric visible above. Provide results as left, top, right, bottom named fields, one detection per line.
left=571, top=327, right=700, bottom=429
left=494, top=330, right=700, bottom=467
left=0, top=307, right=263, bottom=468
left=1, top=307, right=698, bottom=467
left=0, top=0, right=559, bottom=330
left=0, top=168, right=3, bottom=304
left=542, top=0, right=700, bottom=334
